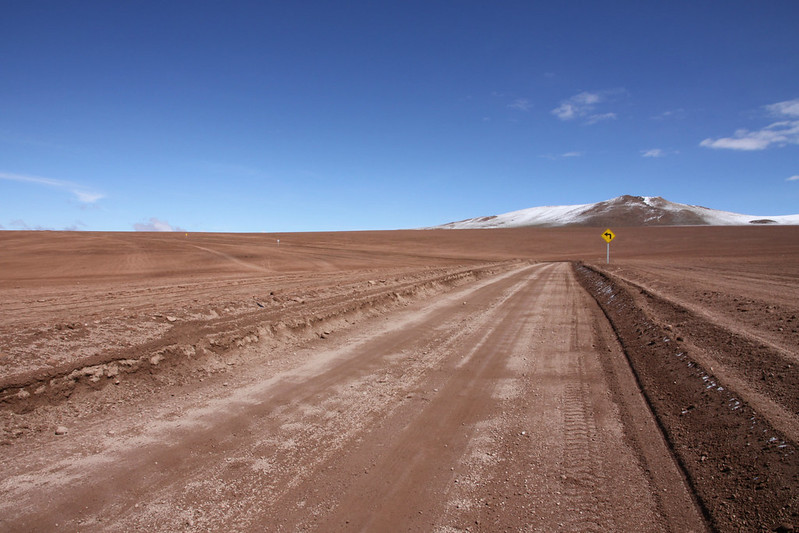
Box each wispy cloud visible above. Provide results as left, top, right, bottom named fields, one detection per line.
left=194, top=161, right=261, bottom=177
left=585, top=112, right=617, bottom=125
left=641, top=149, right=665, bottom=158
left=0, top=171, right=105, bottom=204
left=787, top=175, right=799, bottom=182
left=552, top=92, right=600, bottom=120
left=508, top=98, right=532, bottom=112
left=133, top=217, right=185, bottom=232
left=552, top=91, right=620, bottom=124
left=9, top=219, right=54, bottom=231
left=74, top=191, right=105, bottom=203
left=63, top=220, right=88, bottom=231
left=4, top=218, right=87, bottom=231
left=700, top=122, right=799, bottom=150
left=700, top=98, right=799, bottom=151
left=10, top=219, right=31, bottom=230
left=766, top=99, right=799, bottom=118
left=539, top=151, right=584, bottom=160
left=652, top=109, right=686, bottom=120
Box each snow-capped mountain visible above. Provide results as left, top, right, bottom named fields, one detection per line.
left=433, top=196, right=799, bottom=229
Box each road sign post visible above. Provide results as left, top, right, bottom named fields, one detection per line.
left=601, top=229, right=615, bottom=263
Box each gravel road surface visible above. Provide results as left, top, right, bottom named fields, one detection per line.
left=0, top=262, right=706, bottom=531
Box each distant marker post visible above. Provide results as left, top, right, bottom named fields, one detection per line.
left=601, top=229, right=615, bottom=263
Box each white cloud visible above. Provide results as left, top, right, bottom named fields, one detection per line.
left=552, top=91, right=599, bottom=120
left=574, top=92, right=601, bottom=105
left=134, top=218, right=184, bottom=232
left=508, top=98, right=532, bottom=111
left=700, top=121, right=799, bottom=151
left=561, top=151, right=583, bottom=157
left=787, top=175, right=799, bottom=182
left=0, top=171, right=104, bottom=204
left=700, top=98, right=799, bottom=151
left=766, top=98, right=799, bottom=118
left=551, top=102, right=578, bottom=120
left=552, top=91, right=619, bottom=124
left=641, top=149, right=665, bottom=158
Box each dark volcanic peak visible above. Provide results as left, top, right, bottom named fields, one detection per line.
left=434, top=195, right=799, bottom=229
left=580, top=195, right=707, bottom=226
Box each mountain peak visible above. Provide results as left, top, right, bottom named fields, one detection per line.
left=433, top=196, right=799, bottom=229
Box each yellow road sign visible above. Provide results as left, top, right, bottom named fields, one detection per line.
left=601, top=229, right=615, bottom=243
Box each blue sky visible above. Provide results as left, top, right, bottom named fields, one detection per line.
left=1, top=1, right=798, bottom=232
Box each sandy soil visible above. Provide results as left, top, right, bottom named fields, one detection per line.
left=1, top=227, right=797, bottom=531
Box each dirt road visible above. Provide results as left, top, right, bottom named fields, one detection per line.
left=0, top=262, right=705, bottom=532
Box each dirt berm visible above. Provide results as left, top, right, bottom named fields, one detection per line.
left=575, top=262, right=799, bottom=532
left=0, top=263, right=513, bottom=417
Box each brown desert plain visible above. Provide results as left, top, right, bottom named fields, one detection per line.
left=1, top=226, right=798, bottom=532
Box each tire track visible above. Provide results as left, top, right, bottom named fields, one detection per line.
left=561, top=380, right=610, bottom=533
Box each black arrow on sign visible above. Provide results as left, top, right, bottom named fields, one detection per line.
left=604, top=232, right=612, bottom=238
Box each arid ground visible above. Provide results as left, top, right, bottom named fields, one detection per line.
left=1, top=227, right=798, bottom=532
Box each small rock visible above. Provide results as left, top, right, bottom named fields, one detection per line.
left=55, top=426, right=68, bottom=436
left=775, top=524, right=794, bottom=533
left=166, top=316, right=177, bottom=323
